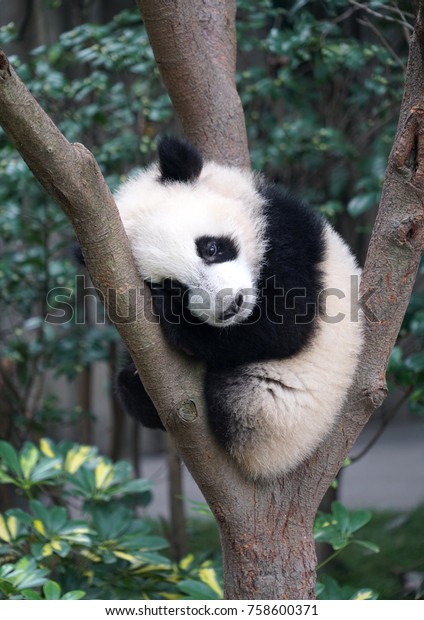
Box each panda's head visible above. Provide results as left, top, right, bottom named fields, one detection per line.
left=115, top=137, right=267, bottom=327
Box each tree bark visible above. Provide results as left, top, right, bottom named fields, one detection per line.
left=137, top=0, right=250, bottom=168
left=1, top=0, right=424, bottom=600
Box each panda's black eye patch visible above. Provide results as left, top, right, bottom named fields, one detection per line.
left=196, top=236, right=238, bottom=264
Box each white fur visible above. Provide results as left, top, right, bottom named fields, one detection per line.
left=227, top=223, right=363, bottom=478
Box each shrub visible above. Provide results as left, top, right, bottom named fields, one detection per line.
left=0, top=439, right=222, bottom=600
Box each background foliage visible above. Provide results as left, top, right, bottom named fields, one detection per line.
left=0, top=439, right=223, bottom=600
left=0, top=0, right=423, bottom=600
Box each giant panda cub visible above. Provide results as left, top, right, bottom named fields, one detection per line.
left=114, top=137, right=363, bottom=480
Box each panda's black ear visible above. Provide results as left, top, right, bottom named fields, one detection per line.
left=158, top=136, right=203, bottom=184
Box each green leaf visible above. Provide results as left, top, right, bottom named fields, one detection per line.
left=0, top=578, right=17, bottom=597
left=135, top=551, right=172, bottom=568
left=332, top=501, right=350, bottom=535
left=20, top=589, right=42, bottom=600
left=19, top=443, right=39, bottom=480
left=316, top=574, right=377, bottom=600
left=0, top=442, right=22, bottom=477
left=61, top=590, right=86, bottom=600
left=118, top=478, right=152, bottom=496
left=67, top=465, right=96, bottom=497
left=324, top=533, right=348, bottom=550
left=30, top=457, right=62, bottom=483
left=178, top=579, right=221, bottom=600
left=120, top=534, right=168, bottom=552
left=1, top=557, right=49, bottom=590
left=352, top=539, right=380, bottom=553
left=29, top=499, right=50, bottom=527
left=43, top=580, right=62, bottom=599
left=314, top=502, right=375, bottom=553
left=0, top=471, right=16, bottom=484
left=349, top=509, right=372, bottom=533
left=350, top=588, right=378, bottom=600
left=92, top=505, right=132, bottom=540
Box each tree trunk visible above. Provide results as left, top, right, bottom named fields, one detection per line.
left=137, top=0, right=250, bottom=168
left=1, top=0, right=424, bottom=599
left=218, top=493, right=317, bottom=599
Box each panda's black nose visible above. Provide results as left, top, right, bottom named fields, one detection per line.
left=235, top=293, right=244, bottom=308
left=221, top=294, right=244, bottom=320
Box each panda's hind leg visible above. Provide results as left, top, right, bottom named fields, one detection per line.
left=116, top=360, right=165, bottom=430
left=204, top=368, right=277, bottom=478
left=204, top=366, right=312, bottom=480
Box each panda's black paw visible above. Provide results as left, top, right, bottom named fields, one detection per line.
left=116, top=360, right=165, bottom=430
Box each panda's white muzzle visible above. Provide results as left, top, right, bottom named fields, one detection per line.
left=187, top=259, right=257, bottom=327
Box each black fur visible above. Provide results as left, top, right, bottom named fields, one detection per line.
left=115, top=142, right=326, bottom=433
left=117, top=361, right=164, bottom=430
left=196, top=236, right=239, bottom=264
left=158, top=136, right=203, bottom=184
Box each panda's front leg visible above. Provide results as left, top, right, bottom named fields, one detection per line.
left=117, top=282, right=203, bottom=429
left=116, top=360, right=165, bottom=430
left=149, top=281, right=208, bottom=360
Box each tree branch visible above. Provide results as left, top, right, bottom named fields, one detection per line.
left=137, top=0, right=250, bottom=168
left=309, top=21, right=424, bottom=501
left=0, top=47, right=245, bottom=507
